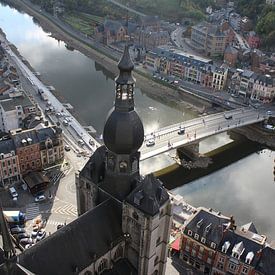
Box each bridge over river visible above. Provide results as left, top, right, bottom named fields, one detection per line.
left=140, top=107, right=269, bottom=161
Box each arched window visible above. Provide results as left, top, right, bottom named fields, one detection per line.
left=98, top=259, right=107, bottom=274
left=154, top=256, right=159, bottom=266
left=114, top=246, right=123, bottom=262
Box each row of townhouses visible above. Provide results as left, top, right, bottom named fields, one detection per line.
left=145, top=46, right=275, bottom=102
left=0, top=126, right=64, bottom=188
left=170, top=195, right=275, bottom=275
left=146, top=46, right=229, bottom=91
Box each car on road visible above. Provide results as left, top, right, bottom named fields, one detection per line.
left=36, top=230, right=46, bottom=242
left=266, top=110, right=272, bottom=116
left=11, top=227, right=25, bottom=235
left=78, top=139, right=85, bottom=146
left=64, top=145, right=70, bottom=151
left=224, top=114, right=233, bottom=120
left=146, top=139, right=155, bottom=147
left=178, top=127, right=185, bottom=135
left=34, top=195, right=46, bottom=202
left=9, top=187, right=18, bottom=200
left=89, top=139, right=95, bottom=146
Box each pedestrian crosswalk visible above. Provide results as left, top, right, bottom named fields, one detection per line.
left=25, top=203, right=40, bottom=220
left=51, top=204, right=77, bottom=217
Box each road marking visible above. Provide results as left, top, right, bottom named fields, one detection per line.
left=25, top=203, right=40, bottom=220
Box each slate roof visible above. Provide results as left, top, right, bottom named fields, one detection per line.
left=126, top=174, right=169, bottom=216
left=36, top=126, right=61, bottom=142
left=102, top=258, right=137, bottom=275
left=104, top=20, right=124, bottom=35
left=0, top=138, right=16, bottom=154
left=256, top=242, right=275, bottom=274
left=224, top=45, right=238, bottom=55
left=240, top=222, right=258, bottom=234
left=0, top=96, right=32, bottom=112
left=11, top=129, right=39, bottom=148
left=218, top=229, right=264, bottom=267
left=19, top=198, right=123, bottom=275
left=150, top=46, right=213, bottom=72
left=183, top=207, right=230, bottom=248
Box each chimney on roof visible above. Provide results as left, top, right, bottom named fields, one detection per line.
left=229, top=215, right=236, bottom=230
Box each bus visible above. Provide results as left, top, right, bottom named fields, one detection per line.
left=3, top=210, right=26, bottom=225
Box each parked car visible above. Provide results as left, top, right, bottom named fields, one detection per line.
left=34, top=195, right=46, bottom=202
left=15, top=233, right=29, bottom=240
left=36, top=230, right=46, bottom=242
left=25, top=244, right=32, bottom=249
left=146, top=139, right=155, bottom=147
left=64, top=145, right=70, bottom=151
left=31, top=226, right=39, bottom=238
left=9, top=187, right=18, bottom=200
left=19, top=238, right=32, bottom=246
left=266, top=110, right=272, bottom=116
left=11, top=227, right=25, bottom=235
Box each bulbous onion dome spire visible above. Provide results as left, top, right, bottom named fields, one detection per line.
left=103, top=45, right=144, bottom=155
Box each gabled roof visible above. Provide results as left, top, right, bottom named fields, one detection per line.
left=126, top=174, right=169, bottom=216
left=19, top=198, right=123, bottom=275
left=218, top=229, right=264, bottom=267
left=0, top=138, right=16, bottom=154
left=256, top=243, right=275, bottom=274
left=183, top=207, right=230, bottom=247
left=240, top=222, right=258, bottom=234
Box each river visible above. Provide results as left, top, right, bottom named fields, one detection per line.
left=1, top=3, right=275, bottom=239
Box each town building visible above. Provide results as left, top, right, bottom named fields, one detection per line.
left=191, top=22, right=227, bottom=57
left=266, top=0, right=275, bottom=4
left=251, top=74, right=275, bottom=103
left=5, top=46, right=173, bottom=275
left=134, top=27, right=170, bottom=50
left=247, top=32, right=261, bottom=49
left=95, top=19, right=126, bottom=45
left=9, top=126, right=64, bottom=175
left=37, top=126, right=64, bottom=168
left=224, top=45, right=238, bottom=67
left=212, top=221, right=266, bottom=274
left=180, top=207, right=230, bottom=273
left=0, top=137, right=21, bottom=188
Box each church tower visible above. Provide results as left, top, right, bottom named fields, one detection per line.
left=75, top=45, right=172, bottom=275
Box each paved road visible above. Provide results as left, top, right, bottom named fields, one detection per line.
left=0, top=34, right=100, bottom=155
left=107, top=0, right=146, bottom=17
left=140, top=107, right=267, bottom=160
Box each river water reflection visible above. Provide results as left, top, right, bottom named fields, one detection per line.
left=1, top=4, right=275, bottom=239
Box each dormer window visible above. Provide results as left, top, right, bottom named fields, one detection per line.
left=245, top=251, right=254, bottom=265
left=196, top=219, right=203, bottom=228
left=210, top=242, right=216, bottom=249
left=201, top=237, right=206, bottom=244
left=222, top=241, right=230, bottom=253
left=194, top=233, right=199, bottom=240
left=187, top=230, right=192, bottom=236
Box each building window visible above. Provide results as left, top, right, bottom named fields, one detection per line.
left=154, top=256, right=159, bottom=266
left=114, top=246, right=123, bottom=262
left=229, top=263, right=237, bottom=271
left=210, top=242, right=216, bottom=249
left=13, top=159, right=16, bottom=164
left=194, top=233, right=199, bottom=240
left=187, top=230, right=192, bottom=236
left=191, top=249, right=196, bottom=257
left=98, top=259, right=107, bottom=274
left=217, top=262, right=224, bottom=269
left=201, top=237, right=206, bottom=244
left=2, top=162, right=5, bottom=167
left=242, top=267, right=248, bottom=274
left=7, top=160, right=10, bottom=166
left=219, top=257, right=224, bottom=263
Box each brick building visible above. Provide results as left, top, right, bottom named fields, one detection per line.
left=180, top=207, right=230, bottom=273
left=0, top=137, right=21, bottom=188
left=224, top=46, right=238, bottom=67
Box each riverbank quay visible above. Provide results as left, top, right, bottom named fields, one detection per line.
left=155, top=138, right=261, bottom=190
left=0, top=30, right=100, bottom=153
left=2, top=0, right=213, bottom=115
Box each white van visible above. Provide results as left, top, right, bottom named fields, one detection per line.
left=9, top=187, right=18, bottom=200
